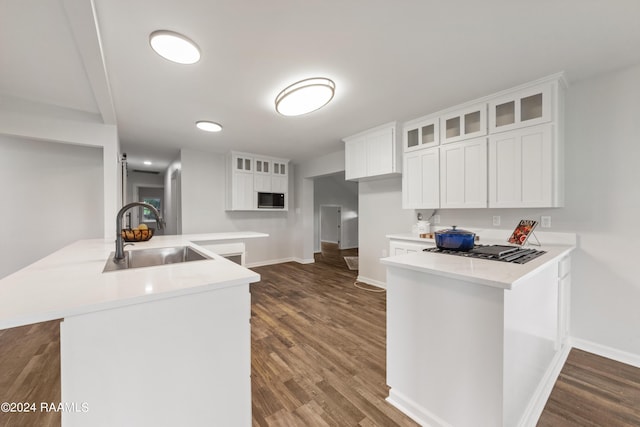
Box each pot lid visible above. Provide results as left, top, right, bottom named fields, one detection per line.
left=436, top=225, right=475, bottom=235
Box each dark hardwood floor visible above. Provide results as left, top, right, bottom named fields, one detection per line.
left=538, top=348, right=640, bottom=426
left=1, top=242, right=639, bottom=426
left=0, top=320, right=61, bottom=427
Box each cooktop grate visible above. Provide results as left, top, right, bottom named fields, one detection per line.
left=423, top=245, right=546, bottom=264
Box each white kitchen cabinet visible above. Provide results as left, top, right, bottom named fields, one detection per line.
left=488, top=123, right=559, bottom=207
left=271, top=161, right=288, bottom=193
left=440, top=137, right=487, bottom=208
left=344, top=122, right=400, bottom=181
left=254, top=158, right=272, bottom=193
left=440, top=103, right=487, bottom=145
left=404, top=116, right=439, bottom=152
left=488, top=82, right=553, bottom=134
left=402, top=147, right=440, bottom=209
left=227, top=151, right=290, bottom=211
left=228, top=153, right=255, bottom=210
left=389, top=239, right=433, bottom=256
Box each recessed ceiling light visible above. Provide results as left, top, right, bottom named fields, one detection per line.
left=275, top=77, right=335, bottom=116
left=196, top=121, right=223, bottom=132
left=143, top=160, right=152, bottom=165
left=149, top=30, right=201, bottom=64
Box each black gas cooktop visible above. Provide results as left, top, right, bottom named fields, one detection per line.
left=423, top=245, right=546, bottom=264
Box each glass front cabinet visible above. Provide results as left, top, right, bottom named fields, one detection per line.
left=404, top=116, right=439, bottom=152
left=488, top=83, right=552, bottom=134
left=439, top=103, right=487, bottom=145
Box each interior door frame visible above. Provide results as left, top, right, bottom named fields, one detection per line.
left=319, top=204, right=343, bottom=249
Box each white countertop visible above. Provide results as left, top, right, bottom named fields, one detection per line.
left=0, top=232, right=267, bottom=330
left=383, top=231, right=576, bottom=290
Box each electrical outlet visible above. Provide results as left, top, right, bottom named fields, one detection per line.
left=541, top=216, right=551, bottom=228
left=492, top=216, right=501, bottom=226
left=433, top=215, right=440, bottom=224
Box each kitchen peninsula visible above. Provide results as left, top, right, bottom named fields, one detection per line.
left=0, top=231, right=267, bottom=427
left=381, top=233, right=575, bottom=427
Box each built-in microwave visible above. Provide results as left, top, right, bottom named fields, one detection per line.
left=257, top=192, right=285, bottom=209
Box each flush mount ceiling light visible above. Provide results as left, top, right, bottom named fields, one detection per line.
left=196, top=121, right=223, bottom=132
left=143, top=160, right=152, bottom=166
left=275, top=77, right=335, bottom=116
left=149, top=30, right=201, bottom=64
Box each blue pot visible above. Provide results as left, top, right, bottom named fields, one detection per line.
left=434, top=226, right=476, bottom=251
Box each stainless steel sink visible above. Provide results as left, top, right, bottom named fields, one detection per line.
left=103, top=246, right=212, bottom=272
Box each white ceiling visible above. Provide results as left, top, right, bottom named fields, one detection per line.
left=2, top=0, right=640, bottom=172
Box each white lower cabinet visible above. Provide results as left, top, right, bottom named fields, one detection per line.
left=488, top=123, right=556, bottom=207
left=389, top=239, right=434, bottom=256
left=440, top=137, right=487, bottom=208
left=402, top=148, right=439, bottom=209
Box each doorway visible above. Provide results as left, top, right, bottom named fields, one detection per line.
left=319, top=205, right=342, bottom=247
left=137, top=186, right=165, bottom=235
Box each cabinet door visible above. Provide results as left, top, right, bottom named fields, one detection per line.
left=403, top=148, right=439, bottom=209
left=440, top=103, right=487, bottom=145
left=366, top=127, right=395, bottom=176
left=254, top=158, right=271, bottom=175
left=404, top=117, right=439, bottom=152
left=232, top=172, right=254, bottom=210
left=440, top=138, right=487, bottom=208
left=254, top=174, right=272, bottom=192
left=489, top=83, right=552, bottom=133
left=271, top=175, right=287, bottom=193
left=233, top=155, right=253, bottom=172
left=488, top=123, right=553, bottom=207
left=345, top=137, right=367, bottom=180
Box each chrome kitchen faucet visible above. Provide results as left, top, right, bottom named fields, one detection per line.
left=114, top=202, right=165, bottom=261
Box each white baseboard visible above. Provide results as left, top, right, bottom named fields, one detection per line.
left=339, top=244, right=359, bottom=250
left=245, top=257, right=295, bottom=268
left=387, top=389, right=452, bottom=427
left=571, top=337, right=640, bottom=368
left=294, top=257, right=315, bottom=264
left=356, top=275, right=386, bottom=289
left=517, top=343, right=571, bottom=427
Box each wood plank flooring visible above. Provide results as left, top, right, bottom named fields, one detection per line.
left=0, top=320, right=60, bottom=427
left=537, top=348, right=640, bottom=426
left=0, top=242, right=639, bottom=426
left=250, top=244, right=417, bottom=426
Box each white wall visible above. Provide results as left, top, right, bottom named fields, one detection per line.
left=314, top=172, right=359, bottom=251
left=352, top=63, right=640, bottom=359
left=358, top=177, right=416, bottom=286
left=0, top=135, right=104, bottom=279
left=179, top=148, right=296, bottom=266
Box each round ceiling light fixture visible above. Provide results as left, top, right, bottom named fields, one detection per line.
left=196, top=121, right=223, bottom=132
left=275, top=77, right=335, bottom=116
left=149, top=30, right=201, bottom=64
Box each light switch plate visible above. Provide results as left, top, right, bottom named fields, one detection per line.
left=493, top=216, right=501, bottom=226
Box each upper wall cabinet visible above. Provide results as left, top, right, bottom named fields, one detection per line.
left=489, top=123, right=557, bottom=207
left=440, top=137, right=487, bottom=208
left=402, top=147, right=440, bottom=209
left=404, top=116, right=439, bottom=152
left=400, top=72, right=566, bottom=210
left=344, top=122, right=401, bottom=181
left=226, top=151, right=290, bottom=211
left=440, top=103, right=487, bottom=145
left=488, top=82, right=553, bottom=133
